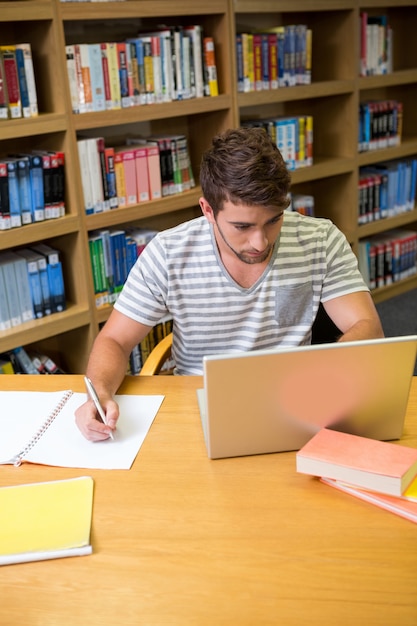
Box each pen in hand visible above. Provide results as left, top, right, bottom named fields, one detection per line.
left=84, top=376, right=114, bottom=440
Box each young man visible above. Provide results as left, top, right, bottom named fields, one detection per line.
left=75, top=127, right=383, bottom=440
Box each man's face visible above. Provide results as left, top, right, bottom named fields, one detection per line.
left=201, top=198, right=285, bottom=265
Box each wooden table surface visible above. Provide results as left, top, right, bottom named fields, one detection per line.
left=0, top=375, right=416, bottom=626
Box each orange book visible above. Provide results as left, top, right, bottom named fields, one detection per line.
left=203, top=37, right=218, bottom=97
left=79, top=43, right=93, bottom=113
left=114, top=151, right=126, bottom=207
left=296, top=428, right=417, bottom=497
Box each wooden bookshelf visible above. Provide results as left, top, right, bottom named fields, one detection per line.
left=233, top=0, right=417, bottom=305
left=0, top=0, right=416, bottom=372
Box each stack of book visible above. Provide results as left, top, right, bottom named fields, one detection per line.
left=0, top=42, right=38, bottom=121
left=296, top=428, right=417, bottom=524
left=77, top=135, right=194, bottom=215
left=236, top=25, right=312, bottom=93
left=65, top=28, right=218, bottom=114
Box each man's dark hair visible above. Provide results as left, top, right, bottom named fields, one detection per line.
left=200, top=126, right=291, bottom=215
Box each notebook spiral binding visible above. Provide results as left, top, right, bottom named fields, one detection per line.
left=10, top=390, right=74, bottom=467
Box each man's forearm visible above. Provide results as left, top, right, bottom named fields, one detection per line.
left=85, top=335, right=130, bottom=399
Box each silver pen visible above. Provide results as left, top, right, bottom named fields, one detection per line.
left=84, top=376, right=114, bottom=440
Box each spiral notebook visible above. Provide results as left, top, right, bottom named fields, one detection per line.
left=0, top=389, right=164, bottom=469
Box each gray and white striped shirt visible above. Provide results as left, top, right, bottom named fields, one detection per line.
left=115, top=212, right=368, bottom=374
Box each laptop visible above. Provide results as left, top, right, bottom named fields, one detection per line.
left=196, top=336, right=417, bottom=459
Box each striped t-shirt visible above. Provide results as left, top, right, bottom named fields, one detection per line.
left=115, top=212, right=368, bottom=374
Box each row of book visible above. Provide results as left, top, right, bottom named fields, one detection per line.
left=128, top=317, right=173, bottom=376
left=359, top=13, right=393, bottom=77
left=358, top=229, right=417, bottom=290
left=243, top=115, right=313, bottom=171
left=358, top=158, right=417, bottom=225
left=236, top=25, right=312, bottom=93
left=288, top=193, right=315, bottom=217
left=0, top=43, right=38, bottom=121
left=0, top=244, right=66, bottom=332
left=0, top=150, right=65, bottom=230
left=89, top=227, right=158, bottom=308
left=78, top=134, right=194, bottom=215
left=358, top=99, right=402, bottom=153
left=0, top=346, right=65, bottom=375
left=66, top=27, right=218, bottom=114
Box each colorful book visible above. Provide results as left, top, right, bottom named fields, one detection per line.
left=0, top=477, right=94, bottom=565
left=0, top=53, right=9, bottom=120
left=15, top=43, right=38, bottom=117
left=0, top=45, right=22, bottom=119
left=203, top=36, right=218, bottom=96
left=296, top=428, right=417, bottom=497
left=88, top=43, right=106, bottom=112
left=31, top=243, right=66, bottom=313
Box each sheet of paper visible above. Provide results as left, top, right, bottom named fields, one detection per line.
left=0, top=391, right=164, bottom=469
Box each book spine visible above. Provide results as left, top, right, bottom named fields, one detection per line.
left=104, top=146, right=118, bottom=208
left=65, top=44, right=81, bottom=114
left=0, top=266, right=12, bottom=330
left=16, top=156, right=33, bottom=225
left=106, top=42, right=122, bottom=110
left=13, top=255, right=35, bottom=322
left=77, top=139, right=95, bottom=215
left=0, top=53, right=9, bottom=120
left=0, top=255, right=23, bottom=326
left=16, top=43, right=38, bottom=116
left=15, top=46, right=31, bottom=118
left=114, top=151, right=127, bottom=207
left=117, top=42, right=131, bottom=108
left=100, top=42, right=113, bottom=110
left=0, top=160, right=11, bottom=230
left=79, top=44, right=94, bottom=113
left=203, top=37, right=218, bottom=97
left=0, top=45, right=22, bottom=118
left=7, top=160, right=22, bottom=228
left=134, top=147, right=150, bottom=203
left=88, top=43, right=106, bottom=112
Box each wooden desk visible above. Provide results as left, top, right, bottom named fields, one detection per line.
left=1, top=375, right=417, bottom=626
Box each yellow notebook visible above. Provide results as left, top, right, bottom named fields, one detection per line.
left=0, top=476, right=94, bottom=565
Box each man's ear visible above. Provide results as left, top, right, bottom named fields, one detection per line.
left=199, top=197, right=216, bottom=224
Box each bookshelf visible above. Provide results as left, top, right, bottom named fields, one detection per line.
left=0, top=0, right=416, bottom=373
left=233, top=0, right=417, bottom=303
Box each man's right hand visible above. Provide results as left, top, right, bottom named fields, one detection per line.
left=75, top=396, right=119, bottom=441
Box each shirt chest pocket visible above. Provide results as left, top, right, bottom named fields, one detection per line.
left=275, top=283, right=314, bottom=328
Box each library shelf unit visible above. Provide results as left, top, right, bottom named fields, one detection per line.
left=1, top=0, right=416, bottom=373
left=233, top=0, right=417, bottom=304
left=0, top=0, right=236, bottom=372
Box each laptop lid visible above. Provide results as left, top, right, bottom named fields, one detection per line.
left=197, top=336, right=417, bottom=459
